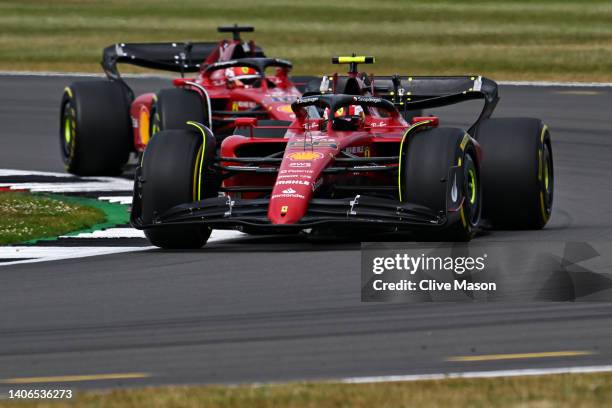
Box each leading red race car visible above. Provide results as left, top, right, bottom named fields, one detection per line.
left=131, top=56, right=554, bottom=247
left=59, top=25, right=314, bottom=176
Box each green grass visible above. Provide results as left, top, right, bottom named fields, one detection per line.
left=0, top=191, right=105, bottom=244
left=2, top=373, right=612, bottom=407
left=1, top=0, right=612, bottom=81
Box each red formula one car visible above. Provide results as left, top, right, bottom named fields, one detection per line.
left=131, top=56, right=554, bottom=248
left=59, top=25, right=312, bottom=176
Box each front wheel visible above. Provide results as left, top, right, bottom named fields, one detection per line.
left=401, top=127, right=481, bottom=241
left=135, top=123, right=218, bottom=249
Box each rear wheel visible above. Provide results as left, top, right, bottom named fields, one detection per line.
left=138, top=124, right=218, bottom=249
left=474, top=118, right=553, bottom=229
left=60, top=80, right=132, bottom=176
left=150, top=88, right=208, bottom=138
left=401, top=127, right=481, bottom=241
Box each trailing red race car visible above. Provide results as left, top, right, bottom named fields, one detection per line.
left=130, top=56, right=554, bottom=248
left=59, top=25, right=314, bottom=176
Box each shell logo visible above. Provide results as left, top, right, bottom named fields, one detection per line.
left=277, top=104, right=293, bottom=113
left=288, top=151, right=324, bottom=161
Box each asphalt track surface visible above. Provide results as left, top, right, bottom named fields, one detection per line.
left=1, top=75, right=612, bottom=390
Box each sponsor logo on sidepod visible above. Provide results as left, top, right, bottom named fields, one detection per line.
left=288, top=151, right=323, bottom=161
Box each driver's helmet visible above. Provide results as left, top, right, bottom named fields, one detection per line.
left=225, top=66, right=259, bottom=88
left=324, top=105, right=365, bottom=131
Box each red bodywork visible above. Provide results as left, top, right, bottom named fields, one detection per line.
left=129, top=37, right=301, bottom=152
left=131, top=58, right=495, bottom=234
left=217, top=100, right=477, bottom=227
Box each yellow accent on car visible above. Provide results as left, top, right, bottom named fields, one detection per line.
left=468, top=168, right=477, bottom=205
left=68, top=108, right=77, bottom=160
left=139, top=108, right=151, bottom=146
left=192, top=145, right=203, bottom=201
left=187, top=121, right=208, bottom=201
left=398, top=120, right=434, bottom=202
left=151, top=114, right=160, bottom=136
left=337, top=56, right=374, bottom=64
left=540, top=191, right=549, bottom=222
left=457, top=157, right=462, bottom=167
left=544, top=159, right=550, bottom=191
left=459, top=207, right=467, bottom=228
left=459, top=134, right=470, bottom=151
left=538, top=149, right=542, bottom=181
left=538, top=124, right=548, bottom=181
left=64, top=87, right=73, bottom=98
left=63, top=116, right=71, bottom=144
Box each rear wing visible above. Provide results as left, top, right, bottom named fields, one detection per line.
left=370, top=75, right=499, bottom=132
left=311, top=74, right=498, bottom=133
left=370, top=75, right=498, bottom=108
left=101, top=41, right=265, bottom=80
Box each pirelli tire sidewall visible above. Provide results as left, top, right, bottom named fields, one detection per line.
left=474, top=118, right=553, bottom=229
left=60, top=80, right=132, bottom=176
left=138, top=127, right=217, bottom=249
left=401, top=127, right=480, bottom=241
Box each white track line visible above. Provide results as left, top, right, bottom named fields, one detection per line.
left=0, top=181, right=133, bottom=193
left=340, top=365, right=612, bottom=384
left=0, top=246, right=153, bottom=266
left=0, top=169, right=133, bottom=193
left=62, top=228, right=145, bottom=239
left=499, top=80, right=612, bottom=88
left=98, top=196, right=133, bottom=205
left=1, top=72, right=612, bottom=88
left=0, top=230, right=246, bottom=266
left=0, top=168, right=246, bottom=266
left=0, top=169, right=75, bottom=177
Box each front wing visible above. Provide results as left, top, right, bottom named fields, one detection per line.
left=131, top=195, right=447, bottom=233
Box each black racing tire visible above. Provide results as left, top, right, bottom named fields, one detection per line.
left=60, top=80, right=132, bottom=176
left=401, top=127, right=481, bottom=241
left=139, top=126, right=218, bottom=249
left=151, top=88, right=208, bottom=137
left=474, top=118, right=553, bottom=229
